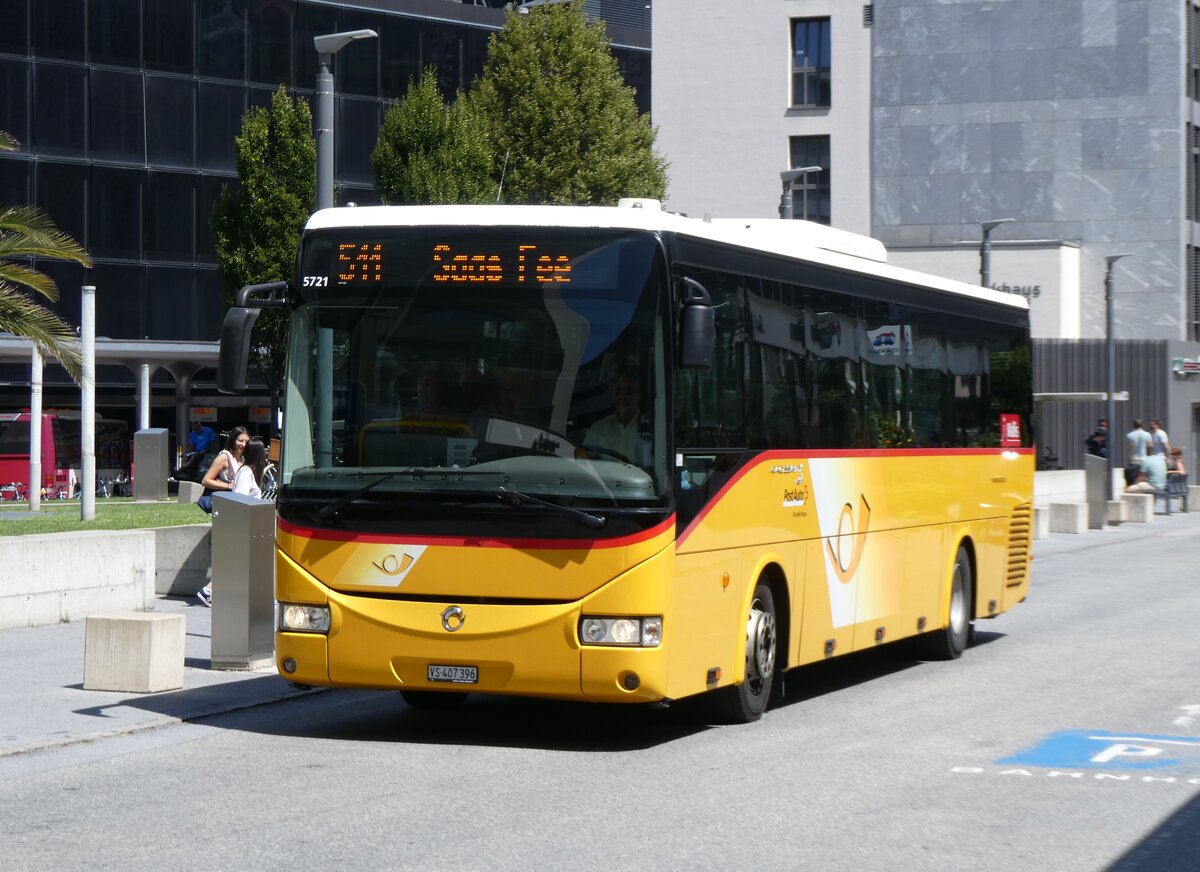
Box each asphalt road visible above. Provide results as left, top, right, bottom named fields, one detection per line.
left=2, top=516, right=1199, bottom=872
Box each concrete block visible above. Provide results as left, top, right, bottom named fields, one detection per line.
left=0, top=531, right=155, bottom=630
left=1106, top=500, right=1127, bottom=525
left=1190, top=485, right=1200, bottom=510
left=1032, top=506, right=1050, bottom=540
left=177, top=480, right=204, bottom=505
left=83, top=612, right=185, bottom=693
left=154, top=525, right=212, bottom=596
left=1049, top=502, right=1087, bottom=534
left=1122, top=493, right=1154, bottom=523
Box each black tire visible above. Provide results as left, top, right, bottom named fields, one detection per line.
left=401, top=690, right=469, bottom=710
left=916, top=546, right=973, bottom=661
left=712, top=582, right=778, bottom=723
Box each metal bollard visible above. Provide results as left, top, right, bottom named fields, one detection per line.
left=210, top=492, right=275, bottom=670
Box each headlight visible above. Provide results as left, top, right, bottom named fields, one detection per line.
left=278, top=603, right=330, bottom=633
left=579, top=616, right=662, bottom=648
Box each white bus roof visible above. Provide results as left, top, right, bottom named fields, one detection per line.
left=305, top=201, right=1028, bottom=313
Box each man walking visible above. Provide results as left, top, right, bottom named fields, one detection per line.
left=1125, top=419, right=1152, bottom=486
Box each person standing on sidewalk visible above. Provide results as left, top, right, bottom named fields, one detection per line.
left=1125, top=419, right=1152, bottom=486
left=232, top=439, right=268, bottom=499
left=1149, top=418, right=1171, bottom=457
left=196, top=427, right=249, bottom=606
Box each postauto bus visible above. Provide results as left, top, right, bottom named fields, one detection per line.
left=218, top=201, right=1033, bottom=722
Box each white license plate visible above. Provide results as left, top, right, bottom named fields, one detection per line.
left=427, top=664, right=478, bottom=684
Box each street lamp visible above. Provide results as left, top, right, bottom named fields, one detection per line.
left=1105, top=253, right=1132, bottom=501
left=314, top=29, right=377, bottom=211
left=979, top=218, right=1014, bottom=288
left=779, top=166, right=822, bottom=220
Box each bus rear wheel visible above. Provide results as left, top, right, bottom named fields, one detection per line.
left=916, top=546, right=973, bottom=661
left=401, top=690, right=469, bottom=710
left=712, top=581, right=777, bottom=724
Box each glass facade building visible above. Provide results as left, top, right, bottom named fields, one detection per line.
left=0, top=0, right=650, bottom=417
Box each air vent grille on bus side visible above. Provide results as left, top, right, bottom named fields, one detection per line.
left=1006, top=503, right=1032, bottom=587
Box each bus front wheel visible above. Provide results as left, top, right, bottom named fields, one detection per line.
left=401, top=690, right=469, bottom=710
left=712, top=581, right=777, bottom=724
left=916, top=546, right=973, bottom=661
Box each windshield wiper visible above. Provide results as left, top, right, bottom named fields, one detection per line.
left=496, top=485, right=606, bottom=530
left=315, top=468, right=508, bottom=523
left=317, top=471, right=402, bottom=522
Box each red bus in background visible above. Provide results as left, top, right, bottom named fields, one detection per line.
left=0, top=412, right=131, bottom=499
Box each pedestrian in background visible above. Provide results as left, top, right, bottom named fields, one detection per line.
left=233, top=439, right=268, bottom=499
left=196, top=426, right=249, bottom=606
left=1085, top=417, right=1107, bottom=457
left=1149, top=419, right=1171, bottom=457
left=1125, top=419, right=1152, bottom=486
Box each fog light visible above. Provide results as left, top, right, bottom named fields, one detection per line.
left=622, top=672, right=640, bottom=690
left=279, top=603, right=330, bottom=633
left=282, top=657, right=297, bottom=674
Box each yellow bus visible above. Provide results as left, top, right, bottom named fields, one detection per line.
left=219, top=200, right=1033, bottom=722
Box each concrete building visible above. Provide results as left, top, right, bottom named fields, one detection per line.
left=652, top=0, right=1200, bottom=471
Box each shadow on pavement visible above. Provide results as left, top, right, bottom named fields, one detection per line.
left=1105, top=789, right=1200, bottom=872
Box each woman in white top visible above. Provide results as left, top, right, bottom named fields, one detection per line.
left=196, top=427, right=249, bottom=606
left=201, top=426, right=249, bottom=494
left=233, top=439, right=268, bottom=498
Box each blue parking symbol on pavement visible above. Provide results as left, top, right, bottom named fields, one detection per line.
left=998, top=730, right=1200, bottom=772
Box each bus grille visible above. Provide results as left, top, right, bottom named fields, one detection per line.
left=1006, top=503, right=1032, bottom=587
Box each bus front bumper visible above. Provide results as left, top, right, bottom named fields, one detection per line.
left=275, top=594, right=670, bottom=704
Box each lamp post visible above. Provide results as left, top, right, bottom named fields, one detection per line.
left=779, top=166, right=822, bottom=220
left=979, top=218, right=1014, bottom=288
left=1105, top=253, right=1132, bottom=501
left=314, top=29, right=377, bottom=211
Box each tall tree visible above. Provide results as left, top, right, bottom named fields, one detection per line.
left=469, top=1, right=667, bottom=205
left=372, top=69, right=494, bottom=204
left=0, top=132, right=88, bottom=379
left=211, top=87, right=315, bottom=413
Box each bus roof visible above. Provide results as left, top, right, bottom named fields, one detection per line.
left=305, top=202, right=1028, bottom=313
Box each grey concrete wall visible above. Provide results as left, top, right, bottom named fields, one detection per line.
left=0, top=531, right=155, bottom=630
left=154, top=525, right=212, bottom=596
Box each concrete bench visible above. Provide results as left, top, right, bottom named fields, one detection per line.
left=1122, top=492, right=1154, bottom=523
left=177, top=480, right=204, bottom=505
left=83, top=612, right=185, bottom=693
left=1031, top=506, right=1050, bottom=540
left=1049, top=502, right=1087, bottom=534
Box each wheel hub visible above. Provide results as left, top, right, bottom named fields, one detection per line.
left=745, top=603, right=777, bottom=682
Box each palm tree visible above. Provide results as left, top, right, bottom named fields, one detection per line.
left=0, top=131, right=89, bottom=379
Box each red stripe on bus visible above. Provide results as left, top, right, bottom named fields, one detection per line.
left=674, top=447, right=1033, bottom=548
left=277, top=515, right=676, bottom=550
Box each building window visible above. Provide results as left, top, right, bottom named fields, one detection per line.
left=1191, top=3, right=1200, bottom=101
left=1190, top=124, right=1200, bottom=222
left=787, top=136, right=830, bottom=224
left=1189, top=245, right=1200, bottom=341
left=791, top=18, right=830, bottom=108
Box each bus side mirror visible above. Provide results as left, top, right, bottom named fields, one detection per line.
left=218, top=307, right=261, bottom=394
left=678, top=277, right=714, bottom=370
left=218, top=281, right=288, bottom=394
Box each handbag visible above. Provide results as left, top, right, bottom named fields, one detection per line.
left=197, top=491, right=214, bottom=514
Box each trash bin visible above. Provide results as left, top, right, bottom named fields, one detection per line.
left=210, top=492, right=275, bottom=670
left=133, top=428, right=169, bottom=501
left=1084, top=452, right=1108, bottom=529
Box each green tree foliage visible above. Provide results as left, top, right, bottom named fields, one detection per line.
left=211, top=87, right=315, bottom=410
left=0, top=132, right=88, bottom=379
left=469, top=1, right=667, bottom=205
left=372, top=69, right=494, bottom=204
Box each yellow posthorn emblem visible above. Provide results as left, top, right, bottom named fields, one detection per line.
left=826, top=495, right=871, bottom=585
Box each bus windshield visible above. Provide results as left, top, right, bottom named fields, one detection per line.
left=281, top=228, right=670, bottom=521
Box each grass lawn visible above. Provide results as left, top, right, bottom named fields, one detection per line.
left=0, top=498, right=211, bottom=536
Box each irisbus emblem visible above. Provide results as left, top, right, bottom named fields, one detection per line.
left=441, top=606, right=466, bottom=632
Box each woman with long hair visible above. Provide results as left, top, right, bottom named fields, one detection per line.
left=233, top=438, right=268, bottom=498
left=196, top=426, right=249, bottom=607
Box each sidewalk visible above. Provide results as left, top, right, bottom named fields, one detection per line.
left=2, top=506, right=1198, bottom=760
left=0, top=593, right=318, bottom=759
